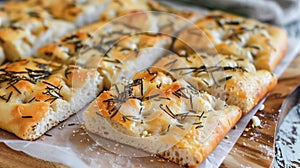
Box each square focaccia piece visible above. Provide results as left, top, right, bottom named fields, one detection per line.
left=99, top=0, right=200, bottom=34
left=173, top=10, right=288, bottom=71
left=0, top=21, right=74, bottom=62
left=154, top=53, right=277, bottom=114
left=0, top=0, right=108, bottom=62
left=83, top=69, right=241, bottom=167
left=36, top=22, right=172, bottom=89
left=3, top=0, right=108, bottom=27
left=0, top=5, right=75, bottom=62
left=97, top=33, right=171, bottom=89
left=35, top=11, right=160, bottom=65
left=0, top=58, right=103, bottom=140
left=99, top=0, right=199, bottom=22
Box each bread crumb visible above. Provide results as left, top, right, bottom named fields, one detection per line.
left=179, top=50, right=187, bottom=56
left=259, top=104, right=265, bottom=111
left=242, top=142, right=246, bottom=146
left=251, top=116, right=262, bottom=128
left=158, top=159, right=165, bottom=162
left=143, top=130, right=148, bottom=136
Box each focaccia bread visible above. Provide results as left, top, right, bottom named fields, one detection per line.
left=0, top=21, right=74, bottom=62
left=97, top=33, right=171, bottom=88
left=173, top=10, right=288, bottom=71
left=35, top=11, right=160, bottom=65
left=3, top=0, right=108, bottom=27
left=0, top=6, right=52, bottom=27
left=99, top=0, right=200, bottom=34
left=0, top=58, right=103, bottom=140
left=154, top=54, right=277, bottom=114
left=36, top=23, right=172, bottom=89
left=0, top=0, right=109, bottom=63
left=83, top=69, right=241, bottom=166
left=99, top=0, right=150, bottom=21
left=99, top=0, right=199, bottom=21
left=0, top=4, right=75, bottom=62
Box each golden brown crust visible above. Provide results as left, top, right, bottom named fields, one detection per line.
left=159, top=105, right=241, bottom=166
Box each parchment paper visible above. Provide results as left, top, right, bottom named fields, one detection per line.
left=1, top=2, right=300, bottom=168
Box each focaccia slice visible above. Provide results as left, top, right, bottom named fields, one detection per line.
left=83, top=69, right=241, bottom=166
left=0, top=58, right=103, bottom=140
left=35, top=11, right=160, bottom=65
left=173, top=10, right=288, bottom=71
left=3, top=0, right=108, bottom=27
left=99, top=0, right=199, bottom=21
left=97, top=33, right=171, bottom=88
left=99, top=0, right=200, bottom=34
left=36, top=23, right=172, bottom=89
left=98, top=0, right=150, bottom=21
left=0, top=0, right=108, bottom=62
left=0, top=5, right=75, bottom=62
left=0, top=6, right=52, bottom=27
left=0, top=21, right=74, bottom=62
left=154, top=54, right=277, bottom=114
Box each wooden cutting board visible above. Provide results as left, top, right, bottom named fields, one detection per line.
left=221, top=52, right=300, bottom=168
left=1, top=53, right=300, bottom=168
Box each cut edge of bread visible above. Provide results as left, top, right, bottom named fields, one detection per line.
left=21, top=72, right=103, bottom=140
left=83, top=100, right=241, bottom=166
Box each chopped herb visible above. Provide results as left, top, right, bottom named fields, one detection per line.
left=143, top=94, right=160, bottom=101
left=218, top=76, right=233, bottom=83
left=172, top=87, right=188, bottom=99
left=146, top=69, right=158, bottom=81
left=22, top=116, right=33, bottom=118
left=28, top=97, right=35, bottom=103
left=6, top=91, right=12, bottom=103
left=44, top=133, right=52, bottom=137
left=159, top=104, right=175, bottom=119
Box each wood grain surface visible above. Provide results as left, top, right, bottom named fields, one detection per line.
left=0, top=54, right=299, bottom=168
left=0, top=143, right=66, bottom=168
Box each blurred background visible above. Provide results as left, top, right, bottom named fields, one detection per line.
left=172, top=0, right=300, bottom=38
